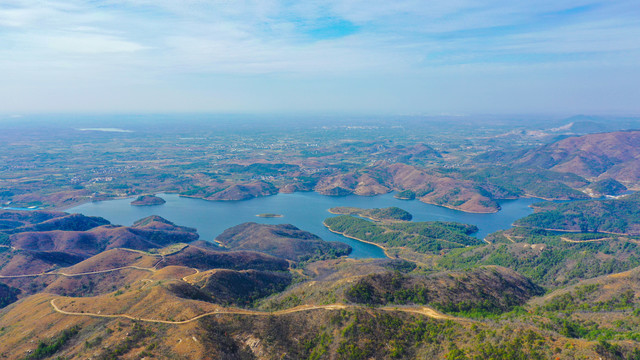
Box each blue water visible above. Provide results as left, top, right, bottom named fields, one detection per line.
left=67, top=192, right=541, bottom=259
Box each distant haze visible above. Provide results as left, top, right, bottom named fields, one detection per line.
left=1, top=1, right=639, bottom=115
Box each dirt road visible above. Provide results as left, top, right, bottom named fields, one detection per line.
left=50, top=299, right=464, bottom=325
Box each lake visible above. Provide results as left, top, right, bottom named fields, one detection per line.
left=68, top=192, right=542, bottom=259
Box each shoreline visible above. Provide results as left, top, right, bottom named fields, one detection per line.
left=36, top=186, right=639, bottom=215
left=53, top=195, right=134, bottom=211
left=323, top=221, right=434, bottom=266
left=54, top=192, right=181, bottom=211
left=323, top=220, right=392, bottom=259
left=54, top=189, right=506, bottom=214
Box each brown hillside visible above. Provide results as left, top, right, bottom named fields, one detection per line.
left=206, top=180, right=278, bottom=201
left=516, top=130, right=640, bottom=182
left=0, top=214, right=199, bottom=289
left=0, top=281, right=626, bottom=360
left=0, top=250, right=84, bottom=276
left=312, top=164, right=497, bottom=212
left=9, top=230, right=109, bottom=257
left=53, top=281, right=225, bottom=322
left=0, top=210, right=67, bottom=231
left=216, top=222, right=352, bottom=261
left=354, top=173, right=392, bottom=196
left=161, top=245, right=290, bottom=271
left=60, top=248, right=159, bottom=273
left=5, top=213, right=110, bottom=234
left=526, top=266, right=640, bottom=344
left=384, top=163, right=499, bottom=213
left=314, top=173, right=361, bottom=196
left=0, top=248, right=159, bottom=298
left=389, top=143, right=443, bottom=160
left=530, top=266, right=640, bottom=309
left=9, top=222, right=198, bottom=258
left=192, top=269, right=292, bottom=306
left=132, top=215, right=197, bottom=232
left=264, top=260, right=542, bottom=314
left=346, top=265, right=544, bottom=312
left=131, top=194, right=166, bottom=206
left=151, top=265, right=198, bottom=280
left=43, top=268, right=152, bottom=297
left=601, top=160, right=640, bottom=184
left=41, top=249, right=163, bottom=297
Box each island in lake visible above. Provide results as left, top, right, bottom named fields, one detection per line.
left=256, top=213, right=284, bottom=218
left=329, top=206, right=413, bottom=221
left=130, top=194, right=166, bottom=206
left=394, top=189, right=416, bottom=200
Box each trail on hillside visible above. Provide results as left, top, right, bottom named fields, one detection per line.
left=380, top=306, right=464, bottom=321
left=0, top=265, right=156, bottom=279
left=4, top=245, right=466, bottom=325
left=560, top=236, right=611, bottom=243
left=50, top=299, right=465, bottom=325
left=181, top=268, right=200, bottom=282
left=0, top=247, right=195, bottom=279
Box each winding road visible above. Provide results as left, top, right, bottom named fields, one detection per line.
left=560, top=236, right=611, bottom=243
left=49, top=299, right=461, bottom=325
left=0, top=247, right=187, bottom=279
left=0, top=265, right=157, bottom=279
left=2, top=243, right=466, bottom=325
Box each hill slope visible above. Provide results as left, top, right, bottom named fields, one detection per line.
left=0, top=211, right=109, bottom=234
left=329, top=206, right=413, bottom=221
left=216, top=222, right=351, bottom=261
left=516, top=130, right=640, bottom=182
left=515, top=192, right=640, bottom=234
left=324, top=215, right=481, bottom=255
left=0, top=212, right=199, bottom=279
left=345, top=266, right=543, bottom=314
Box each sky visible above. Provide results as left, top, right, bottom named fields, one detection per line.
left=1, top=0, right=639, bottom=115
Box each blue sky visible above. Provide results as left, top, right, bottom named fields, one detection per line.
left=0, top=0, right=639, bottom=115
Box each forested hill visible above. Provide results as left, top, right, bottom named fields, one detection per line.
left=515, top=192, right=640, bottom=234
left=324, top=215, right=480, bottom=254
left=329, top=206, right=413, bottom=221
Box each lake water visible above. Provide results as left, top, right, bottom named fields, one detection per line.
left=68, top=192, right=541, bottom=259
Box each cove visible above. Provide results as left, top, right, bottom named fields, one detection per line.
left=67, top=192, right=541, bottom=259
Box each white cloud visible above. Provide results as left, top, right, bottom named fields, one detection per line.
left=0, top=0, right=638, bottom=113
left=39, top=33, right=147, bottom=54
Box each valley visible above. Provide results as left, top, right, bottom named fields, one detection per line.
left=2, top=116, right=640, bottom=359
